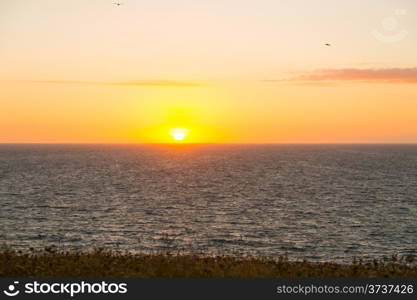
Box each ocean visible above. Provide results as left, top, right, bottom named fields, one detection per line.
left=0, top=144, right=416, bottom=262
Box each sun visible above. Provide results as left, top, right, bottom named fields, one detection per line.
left=169, top=128, right=189, bottom=142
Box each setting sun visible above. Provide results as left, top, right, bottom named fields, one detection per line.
left=170, top=128, right=189, bottom=142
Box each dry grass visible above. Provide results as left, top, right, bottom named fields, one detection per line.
left=1, top=248, right=416, bottom=278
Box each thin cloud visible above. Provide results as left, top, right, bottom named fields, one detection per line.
left=111, top=80, right=203, bottom=87
left=15, top=79, right=204, bottom=87
left=265, top=68, right=417, bottom=84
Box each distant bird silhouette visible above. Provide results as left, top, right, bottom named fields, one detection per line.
left=113, top=2, right=123, bottom=6
left=325, top=43, right=331, bottom=47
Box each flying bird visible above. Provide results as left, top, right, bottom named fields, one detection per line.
left=325, top=43, right=331, bottom=47
left=113, top=2, right=123, bottom=6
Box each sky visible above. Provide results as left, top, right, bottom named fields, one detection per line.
left=1, top=0, right=417, bottom=143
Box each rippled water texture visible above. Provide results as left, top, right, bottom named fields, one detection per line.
left=0, top=144, right=416, bottom=262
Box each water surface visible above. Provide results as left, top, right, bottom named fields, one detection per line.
left=0, top=144, right=416, bottom=262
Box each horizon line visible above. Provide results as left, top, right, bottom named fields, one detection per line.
left=1, top=142, right=417, bottom=146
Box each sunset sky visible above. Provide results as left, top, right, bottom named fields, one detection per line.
left=1, top=0, right=417, bottom=143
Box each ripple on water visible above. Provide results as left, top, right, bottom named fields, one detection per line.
left=0, top=144, right=416, bottom=262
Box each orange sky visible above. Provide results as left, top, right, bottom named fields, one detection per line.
left=1, top=0, right=417, bottom=143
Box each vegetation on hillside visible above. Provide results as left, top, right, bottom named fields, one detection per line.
left=1, top=248, right=416, bottom=277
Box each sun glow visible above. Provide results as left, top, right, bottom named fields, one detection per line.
left=170, top=128, right=189, bottom=142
